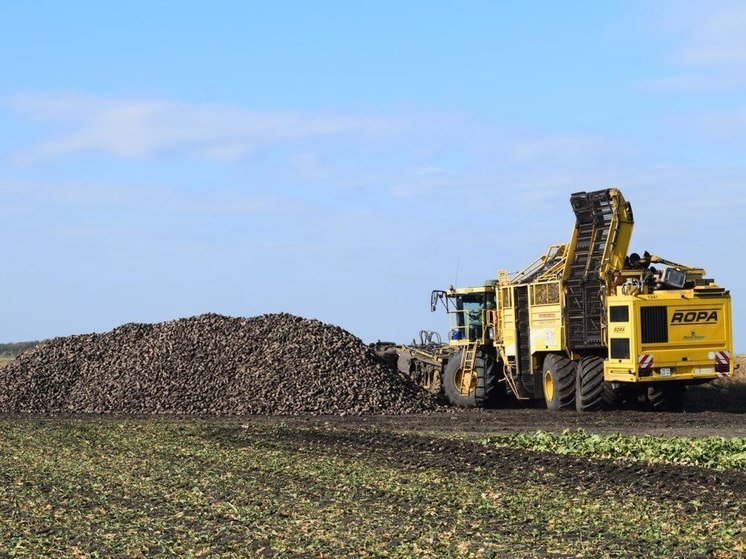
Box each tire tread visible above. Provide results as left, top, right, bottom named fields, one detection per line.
left=543, top=354, right=576, bottom=410
left=576, top=356, right=604, bottom=411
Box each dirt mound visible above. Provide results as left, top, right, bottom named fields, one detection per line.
left=0, top=313, right=438, bottom=415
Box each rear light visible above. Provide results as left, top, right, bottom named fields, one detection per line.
left=638, top=354, right=654, bottom=376
left=712, top=351, right=730, bottom=373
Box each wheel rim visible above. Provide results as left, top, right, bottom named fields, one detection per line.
left=544, top=370, right=554, bottom=402
left=455, top=367, right=476, bottom=395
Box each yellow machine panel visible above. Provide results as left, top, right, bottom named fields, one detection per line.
left=528, top=281, right=563, bottom=353
left=604, top=291, right=733, bottom=383
left=498, top=285, right=516, bottom=358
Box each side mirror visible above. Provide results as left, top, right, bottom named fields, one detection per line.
left=430, top=290, right=447, bottom=312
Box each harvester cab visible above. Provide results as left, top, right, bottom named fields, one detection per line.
left=432, top=284, right=497, bottom=346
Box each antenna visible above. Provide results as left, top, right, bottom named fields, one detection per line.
left=454, top=259, right=460, bottom=288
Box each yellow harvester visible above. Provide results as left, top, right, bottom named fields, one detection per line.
left=427, top=188, right=733, bottom=411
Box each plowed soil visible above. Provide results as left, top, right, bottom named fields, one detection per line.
left=2, top=415, right=744, bottom=558
left=216, top=417, right=745, bottom=513
left=209, top=412, right=745, bottom=556
left=301, top=407, right=746, bottom=438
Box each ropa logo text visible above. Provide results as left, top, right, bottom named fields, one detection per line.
left=671, top=310, right=718, bottom=324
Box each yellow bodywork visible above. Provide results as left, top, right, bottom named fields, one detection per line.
left=604, top=286, right=734, bottom=382
left=437, top=187, right=733, bottom=406
left=493, top=187, right=733, bottom=389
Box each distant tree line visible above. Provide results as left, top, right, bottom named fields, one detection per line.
left=0, top=341, right=40, bottom=358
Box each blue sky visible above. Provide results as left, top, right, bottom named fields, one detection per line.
left=0, top=1, right=744, bottom=350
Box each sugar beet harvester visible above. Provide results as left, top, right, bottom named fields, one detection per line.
left=390, top=188, right=734, bottom=411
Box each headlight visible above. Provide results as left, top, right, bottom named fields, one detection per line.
left=663, top=267, right=686, bottom=288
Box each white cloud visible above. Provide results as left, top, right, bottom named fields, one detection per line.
left=0, top=176, right=300, bottom=220
left=504, top=136, right=610, bottom=163
left=640, top=73, right=743, bottom=93
left=672, top=3, right=746, bottom=67
left=6, top=92, right=616, bottom=174
left=686, top=109, right=746, bottom=141
left=389, top=166, right=464, bottom=198
left=642, top=2, right=746, bottom=92
left=7, top=93, right=406, bottom=163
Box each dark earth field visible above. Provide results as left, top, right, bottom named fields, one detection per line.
left=0, top=353, right=744, bottom=558
left=252, top=406, right=746, bottom=437
left=1, top=412, right=744, bottom=559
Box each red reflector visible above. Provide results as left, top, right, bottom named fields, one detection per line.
left=715, top=362, right=730, bottom=373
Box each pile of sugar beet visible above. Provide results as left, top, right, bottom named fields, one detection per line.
left=0, top=313, right=438, bottom=415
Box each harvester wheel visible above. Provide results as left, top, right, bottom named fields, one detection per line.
left=602, top=381, right=624, bottom=410
left=542, top=354, right=576, bottom=410
left=648, top=384, right=686, bottom=412
left=575, top=356, right=604, bottom=411
left=474, top=352, right=501, bottom=408
left=442, top=350, right=501, bottom=408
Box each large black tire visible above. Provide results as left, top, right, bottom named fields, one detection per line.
left=602, top=381, right=624, bottom=410
left=542, top=354, right=576, bottom=410
left=442, top=350, right=500, bottom=408
left=648, top=384, right=686, bottom=412
left=576, top=356, right=604, bottom=411
left=475, top=352, right=502, bottom=408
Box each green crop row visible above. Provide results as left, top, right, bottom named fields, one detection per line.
left=1, top=419, right=743, bottom=558
left=483, top=429, right=746, bottom=470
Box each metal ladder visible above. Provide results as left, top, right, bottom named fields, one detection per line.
left=458, top=342, right=479, bottom=394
